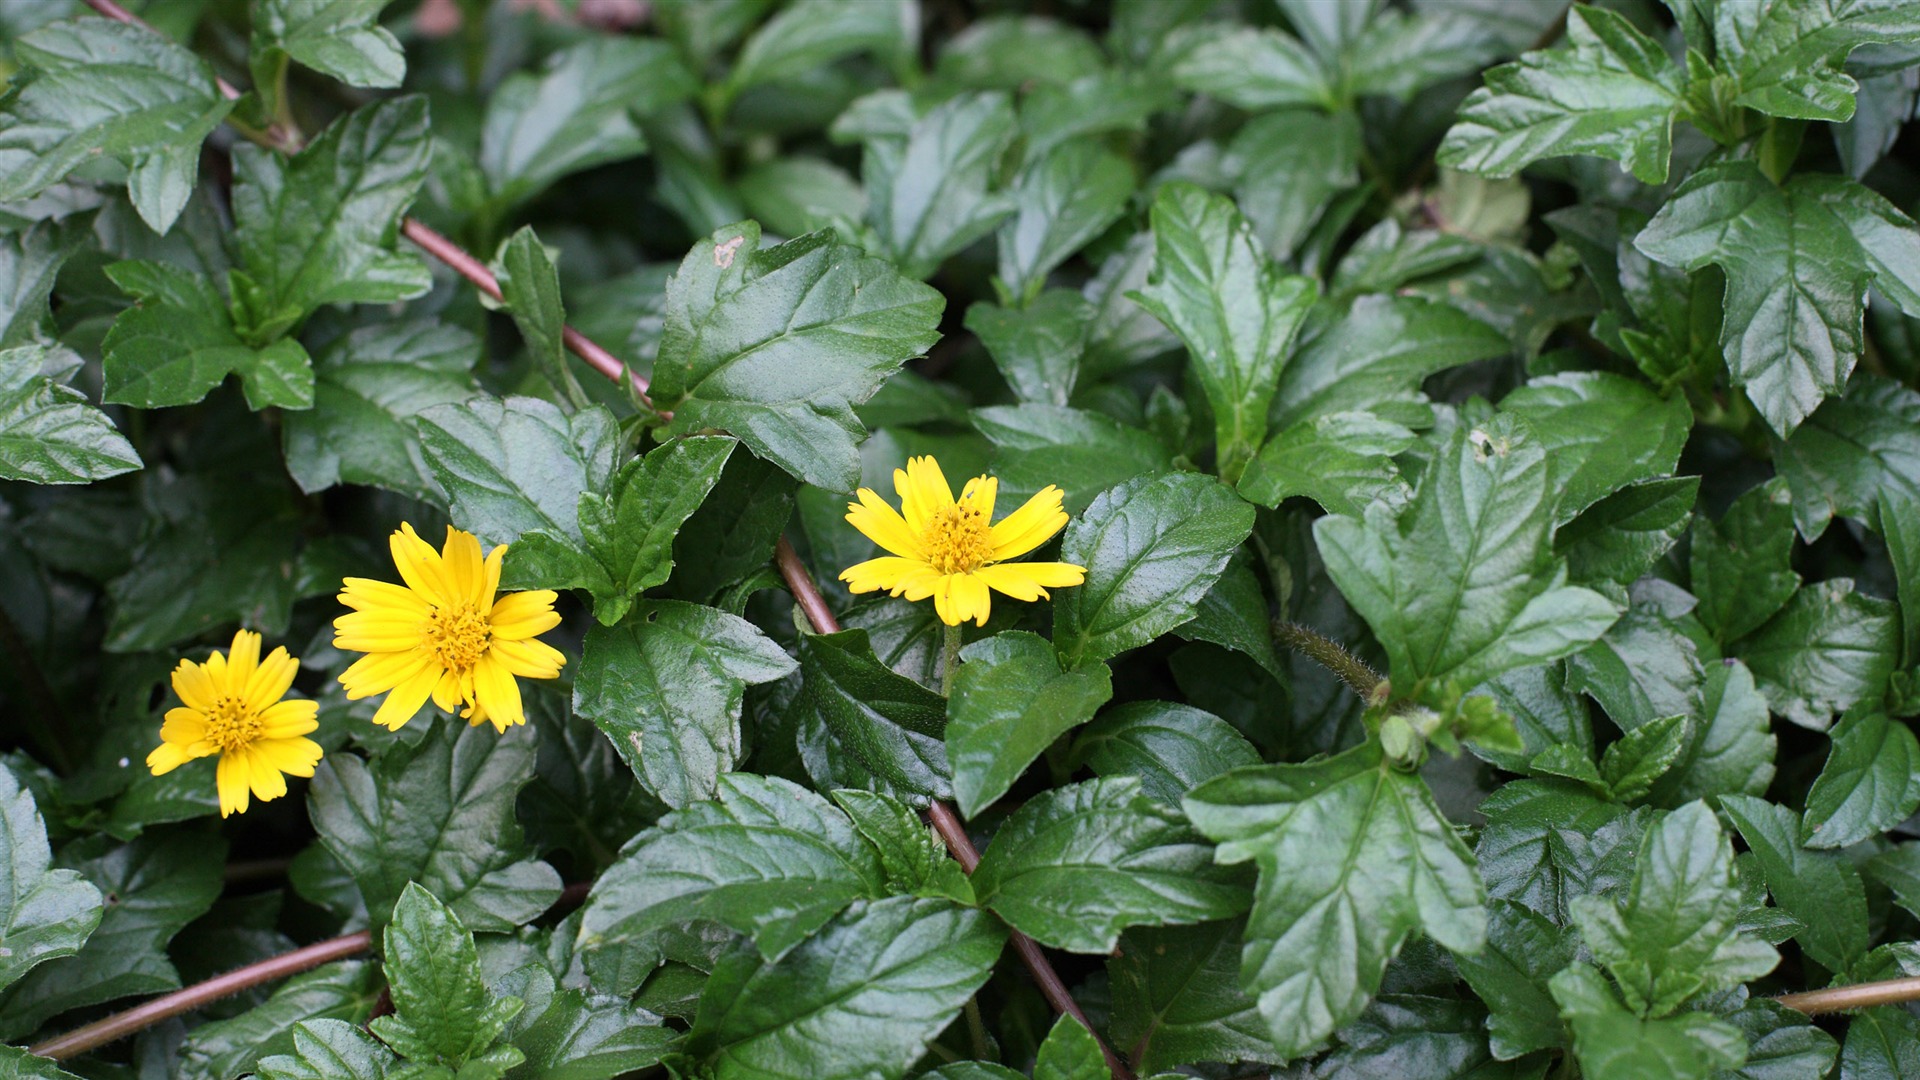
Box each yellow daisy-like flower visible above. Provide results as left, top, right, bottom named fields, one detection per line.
left=146, top=630, right=323, bottom=818
left=839, top=456, right=1087, bottom=627
left=333, top=523, right=566, bottom=732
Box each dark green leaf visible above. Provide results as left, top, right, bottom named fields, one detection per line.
left=652, top=221, right=944, bottom=490
left=996, top=139, right=1133, bottom=306
left=1053, top=472, right=1256, bottom=670
left=1737, top=578, right=1898, bottom=730
left=860, top=92, right=1017, bottom=280
left=493, top=963, right=679, bottom=1080
left=372, top=883, right=523, bottom=1070
left=1131, top=181, right=1317, bottom=481
left=1239, top=410, right=1416, bottom=516
left=573, top=601, right=796, bottom=808
left=0, top=343, right=141, bottom=484
left=1718, top=998, right=1837, bottom=1080
left=1453, top=900, right=1576, bottom=1060
left=973, top=777, right=1249, bottom=954
left=178, top=961, right=380, bottom=1080
left=1557, top=477, right=1701, bottom=594
left=1839, top=1005, right=1920, bottom=1080
left=829, top=789, right=972, bottom=903
left=101, top=259, right=308, bottom=410
left=308, top=722, right=562, bottom=934
left=1499, top=371, right=1691, bottom=524
left=1270, top=295, right=1508, bottom=430
left=1720, top=794, right=1870, bottom=975
left=1228, top=109, right=1359, bottom=261
left=1182, top=744, right=1486, bottom=1060
left=1691, top=479, right=1802, bottom=644
left=0, top=1044, right=85, bottom=1079
left=1709, top=0, right=1920, bottom=121
left=1034, top=1015, right=1106, bottom=1080
left=1476, top=779, right=1643, bottom=923
left=794, top=629, right=951, bottom=804
left=971, top=404, right=1173, bottom=515
left=725, top=0, right=913, bottom=103
left=0, top=17, right=233, bottom=233
left=965, top=291, right=1091, bottom=407
left=255, top=1020, right=396, bottom=1080
left=664, top=451, right=797, bottom=607
left=495, top=227, right=588, bottom=413
left=1108, top=919, right=1274, bottom=1074
left=948, top=630, right=1112, bottom=818
left=1802, top=708, right=1920, bottom=849
left=0, top=764, right=101, bottom=993
left=578, top=773, right=886, bottom=976
left=1316, top=413, right=1620, bottom=697
left=1170, top=559, right=1283, bottom=682
left=251, top=0, right=404, bottom=90
left=414, top=395, right=622, bottom=546
left=684, top=897, right=1005, bottom=1080
left=1548, top=964, right=1745, bottom=1080
left=1166, top=24, right=1331, bottom=110
left=1070, top=701, right=1261, bottom=807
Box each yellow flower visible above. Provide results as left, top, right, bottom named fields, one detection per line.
left=839, top=456, right=1086, bottom=627
left=146, top=630, right=323, bottom=818
left=333, top=523, right=566, bottom=732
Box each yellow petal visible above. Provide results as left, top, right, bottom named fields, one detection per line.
left=989, top=486, right=1070, bottom=560
left=146, top=741, right=197, bottom=775
left=898, top=456, right=954, bottom=532
left=390, top=523, right=460, bottom=608
left=439, top=525, right=485, bottom=605
left=479, top=542, right=505, bottom=608
left=171, top=658, right=213, bottom=711
left=332, top=615, right=430, bottom=653
left=840, top=556, right=932, bottom=595
left=980, top=561, right=1086, bottom=598
left=846, top=488, right=923, bottom=559
left=224, top=630, right=263, bottom=689
left=159, top=707, right=208, bottom=746
left=204, top=648, right=232, bottom=698
left=372, top=662, right=441, bottom=730
left=489, top=591, right=560, bottom=640
left=259, top=737, right=323, bottom=777
left=472, top=654, right=525, bottom=729
left=244, top=647, right=299, bottom=712
left=338, top=577, right=433, bottom=617
left=339, top=649, right=434, bottom=698
left=432, top=668, right=465, bottom=712
left=216, top=753, right=251, bottom=817
left=244, top=746, right=289, bottom=802
left=257, top=699, right=319, bottom=739
left=491, top=637, right=566, bottom=679
left=959, top=475, right=998, bottom=522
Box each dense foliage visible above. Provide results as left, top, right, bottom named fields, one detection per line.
left=4, top=0, right=1920, bottom=1078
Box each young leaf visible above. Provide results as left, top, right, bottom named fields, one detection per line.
left=829, top=789, right=973, bottom=903
left=1108, top=919, right=1274, bottom=1074
left=1802, top=708, right=1920, bottom=850
left=0, top=343, right=141, bottom=484
left=1071, top=701, right=1261, bottom=807
left=251, top=0, right=405, bottom=91
left=684, top=896, right=1005, bottom=1080
left=495, top=226, right=589, bottom=412
left=101, top=259, right=309, bottom=410
left=414, top=395, right=622, bottom=547
left=1053, top=472, right=1256, bottom=670
left=651, top=221, right=944, bottom=491
left=371, top=883, right=524, bottom=1070
left=1568, top=802, right=1778, bottom=1017
left=947, top=630, right=1113, bottom=819
left=860, top=92, right=1018, bottom=280
left=794, top=629, right=952, bottom=805
left=1131, top=182, right=1318, bottom=481
left=0, top=18, right=233, bottom=233
left=1034, top=1015, right=1107, bottom=1080
left=0, top=765, right=102, bottom=993
left=1182, top=744, right=1486, bottom=1061
left=1548, top=963, right=1746, bottom=1080
left=1721, top=795, right=1871, bottom=975
left=307, top=722, right=562, bottom=934
left=1557, top=477, right=1700, bottom=593
left=1708, top=0, right=1920, bottom=122
left=255, top=1019, right=397, bottom=1080
left=1315, top=413, right=1620, bottom=699
left=996, top=139, right=1134, bottom=306
left=577, top=774, right=887, bottom=976
left=1438, top=7, right=1685, bottom=184
left=972, top=777, right=1249, bottom=955
left=573, top=601, right=796, bottom=808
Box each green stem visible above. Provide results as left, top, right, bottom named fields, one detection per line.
left=963, top=996, right=991, bottom=1060
left=1272, top=621, right=1381, bottom=700
left=940, top=622, right=964, bottom=698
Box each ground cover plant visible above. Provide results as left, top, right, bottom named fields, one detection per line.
left=3, top=0, right=1920, bottom=1077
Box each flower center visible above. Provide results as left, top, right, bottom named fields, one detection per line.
left=923, top=502, right=993, bottom=575
left=425, top=602, right=491, bottom=673
left=205, top=696, right=262, bottom=751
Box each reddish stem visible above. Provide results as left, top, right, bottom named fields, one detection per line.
left=775, top=535, right=842, bottom=635
left=1776, top=976, right=1920, bottom=1015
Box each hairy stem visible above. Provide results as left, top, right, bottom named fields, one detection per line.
left=1273, top=620, right=1381, bottom=699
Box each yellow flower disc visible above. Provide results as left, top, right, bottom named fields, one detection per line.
left=839, top=456, right=1087, bottom=627
left=145, top=629, right=323, bottom=818
left=333, top=523, right=566, bottom=732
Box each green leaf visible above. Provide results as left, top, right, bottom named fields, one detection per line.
left=1499, top=371, right=1691, bottom=524
left=414, top=395, right=622, bottom=546
left=1719, top=998, right=1837, bottom=1080
left=1071, top=701, right=1264, bottom=807
left=1452, top=900, right=1577, bottom=1060
left=0, top=219, right=80, bottom=349
left=794, top=628, right=952, bottom=804
left=573, top=601, right=796, bottom=808
left=178, top=961, right=380, bottom=1080
left=1315, top=413, right=1620, bottom=698
left=1557, top=477, right=1700, bottom=593
left=1228, top=109, right=1360, bottom=261
left=0, top=17, right=233, bottom=233
left=1270, top=295, right=1508, bottom=430
left=829, top=789, right=972, bottom=903
left=578, top=774, right=886, bottom=977
left=1776, top=372, right=1920, bottom=539
left=1437, top=7, right=1685, bottom=185
left=1869, top=842, right=1920, bottom=922
left=1802, top=708, right=1920, bottom=849
left=101, top=259, right=310, bottom=410
left=0, top=1044, right=86, bottom=1080
left=254, top=1020, right=397, bottom=1080
left=663, top=450, right=797, bottom=607
left=652, top=220, right=945, bottom=490
left=252, top=0, right=404, bottom=91
left=492, top=963, right=680, bottom=1079
left=1721, top=794, right=1870, bottom=975
left=1342, top=7, right=1503, bottom=100
left=724, top=0, right=913, bottom=102
left=1182, top=744, right=1486, bottom=1061
left=372, top=883, right=524, bottom=1070
left=684, top=896, right=1005, bottom=1080
left=948, top=631, right=1113, bottom=819
left=0, top=764, right=101, bottom=993
left=1477, top=779, right=1643, bottom=923
left=1166, top=23, right=1331, bottom=110
left=860, top=92, right=1017, bottom=280
left=1171, top=558, right=1284, bottom=683
left=281, top=320, right=480, bottom=501
left=1238, top=410, right=1416, bottom=516
left=1691, top=479, right=1802, bottom=644
left=0, top=833, right=224, bottom=1041
left=1548, top=964, right=1745, bottom=1080
left=1131, top=182, right=1317, bottom=481
left=230, top=96, right=432, bottom=325
left=1034, top=1015, right=1107, bottom=1080
left=0, top=343, right=141, bottom=484
left=308, top=722, right=562, bottom=934
left=1737, top=578, right=1898, bottom=730
left=1596, top=714, right=1688, bottom=803
left=972, top=777, right=1249, bottom=954
left=479, top=38, right=695, bottom=212
left=495, top=226, right=589, bottom=413
left=1109, top=919, right=1274, bottom=1074
left=995, top=139, right=1133, bottom=306
left=971, top=404, right=1173, bottom=515
left=1709, top=0, right=1920, bottom=121
left=1053, top=472, right=1256, bottom=670
left=511, top=437, right=736, bottom=623
left=1568, top=801, right=1777, bottom=1017
left=1839, top=1005, right=1920, bottom=1079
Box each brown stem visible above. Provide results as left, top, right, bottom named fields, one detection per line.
left=775, top=535, right=842, bottom=635
left=29, top=931, right=374, bottom=1060
left=927, top=803, right=1136, bottom=1080
left=1776, top=976, right=1920, bottom=1016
